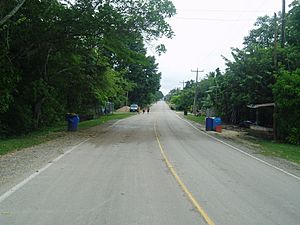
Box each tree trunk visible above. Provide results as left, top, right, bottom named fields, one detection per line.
left=0, top=0, right=26, bottom=26
left=33, top=98, right=45, bottom=129
left=230, top=108, right=237, bottom=124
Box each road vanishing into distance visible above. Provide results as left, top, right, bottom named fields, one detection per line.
left=0, top=101, right=300, bottom=225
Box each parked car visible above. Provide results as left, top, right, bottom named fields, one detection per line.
left=130, top=104, right=138, bottom=112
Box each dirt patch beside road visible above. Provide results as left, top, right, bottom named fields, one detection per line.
left=116, top=106, right=130, bottom=112
left=0, top=121, right=116, bottom=196
left=177, top=112, right=300, bottom=178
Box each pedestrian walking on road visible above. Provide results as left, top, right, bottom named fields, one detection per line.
left=147, top=107, right=150, bottom=113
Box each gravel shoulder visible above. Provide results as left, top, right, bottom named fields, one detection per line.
left=0, top=121, right=116, bottom=196
left=177, top=112, right=300, bottom=178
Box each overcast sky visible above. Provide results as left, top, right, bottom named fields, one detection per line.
left=154, top=0, right=294, bottom=95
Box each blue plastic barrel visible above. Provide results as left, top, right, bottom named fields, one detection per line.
left=67, top=114, right=80, bottom=131
left=213, top=117, right=222, bottom=130
left=206, top=117, right=213, bottom=131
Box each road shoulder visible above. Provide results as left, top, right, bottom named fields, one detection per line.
left=176, top=112, right=300, bottom=179
left=0, top=121, right=116, bottom=196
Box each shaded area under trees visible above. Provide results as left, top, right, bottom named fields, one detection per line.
left=0, top=0, right=175, bottom=136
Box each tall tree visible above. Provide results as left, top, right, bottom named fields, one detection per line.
left=0, top=0, right=176, bottom=136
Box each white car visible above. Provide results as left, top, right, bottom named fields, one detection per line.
left=130, top=104, right=138, bottom=112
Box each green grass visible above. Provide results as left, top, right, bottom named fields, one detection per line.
left=185, top=114, right=206, bottom=124
left=256, top=140, right=300, bottom=164
left=78, top=113, right=132, bottom=129
left=0, top=112, right=132, bottom=155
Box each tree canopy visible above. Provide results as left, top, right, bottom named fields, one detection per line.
left=167, top=0, right=300, bottom=144
left=0, top=0, right=175, bottom=136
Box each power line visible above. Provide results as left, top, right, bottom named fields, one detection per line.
left=174, top=17, right=256, bottom=22
left=176, top=8, right=275, bottom=13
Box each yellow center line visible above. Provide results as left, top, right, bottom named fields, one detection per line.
left=154, top=122, right=216, bottom=225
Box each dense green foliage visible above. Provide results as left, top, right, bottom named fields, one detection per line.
left=167, top=1, right=300, bottom=144
left=0, top=0, right=175, bottom=136
left=273, top=69, right=300, bottom=144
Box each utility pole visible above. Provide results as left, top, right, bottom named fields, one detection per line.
left=281, top=0, right=286, bottom=48
left=273, top=13, right=279, bottom=141
left=179, top=80, right=185, bottom=90
left=191, top=68, right=204, bottom=115
left=274, top=13, right=278, bottom=70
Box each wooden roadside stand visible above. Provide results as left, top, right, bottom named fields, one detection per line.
left=247, top=103, right=276, bottom=140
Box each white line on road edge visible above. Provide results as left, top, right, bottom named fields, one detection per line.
left=0, top=138, right=90, bottom=204
left=0, top=118, right=125, bottom=204
left=176, top=115, right=300, bottom=181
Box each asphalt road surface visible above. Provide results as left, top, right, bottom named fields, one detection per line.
left=0, top=101, right=300, bottom=225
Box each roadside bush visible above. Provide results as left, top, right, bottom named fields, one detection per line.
left=0, top=103, right=33, bottom=137
left=273, top=69, right=300, bottom=145
left=287, top=128, right=300, bottom=145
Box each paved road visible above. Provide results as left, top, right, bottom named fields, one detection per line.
left=0, top=101, right=300, bottom=225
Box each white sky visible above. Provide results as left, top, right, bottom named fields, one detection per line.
left=154, top=0, right=294, bottom=95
